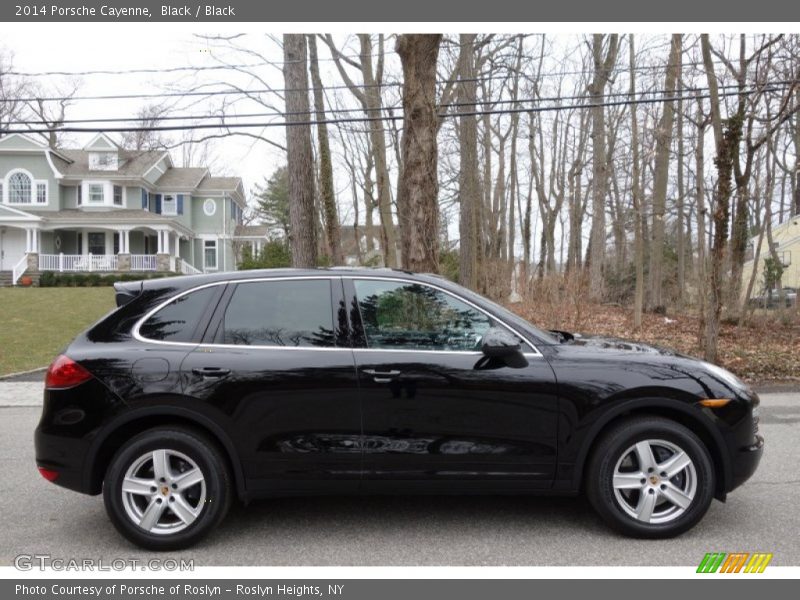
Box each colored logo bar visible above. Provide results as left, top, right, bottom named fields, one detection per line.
left=697, top=552, right=773, bottom=573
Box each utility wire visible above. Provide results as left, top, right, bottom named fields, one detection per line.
left=3, top=84, right=794, bottom=136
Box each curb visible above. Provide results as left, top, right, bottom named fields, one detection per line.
left=0, top=366, right=46, bottom=381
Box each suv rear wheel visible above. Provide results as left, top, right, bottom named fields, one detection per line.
left=586, top=416, right=715, bottom=538
left=103, top=426, right=232, bottom=550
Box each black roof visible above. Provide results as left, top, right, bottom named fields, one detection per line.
left=113, top=267, right=448, bottom=306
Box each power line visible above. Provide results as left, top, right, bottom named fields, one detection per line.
left=2, top=80, right=793, bottom=127
left=1, top=58, right=761, bottom=103
left=3, top=84, right=794, bottom=137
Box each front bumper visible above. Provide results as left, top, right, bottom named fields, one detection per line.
left=729, top=433, right=764, bottom=492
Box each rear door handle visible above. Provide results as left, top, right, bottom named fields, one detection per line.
left=362, top=368, right=401, bottom=383
left=192, top=367, right=231, bottom=378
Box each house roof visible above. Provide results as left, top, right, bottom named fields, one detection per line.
left=53, top=149, right=165, bottom=179
left=26, top=209, right=174, bottom=223
left=234, top=225, right=269, bottom=238
left=197, top=176, right=242, bottom=192
left=155, top=168, right=209, bottom=189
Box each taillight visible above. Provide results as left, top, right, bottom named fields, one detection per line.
left=38, top=466, right=59, bottom=482
left=45, top=355, right=92, bottom=389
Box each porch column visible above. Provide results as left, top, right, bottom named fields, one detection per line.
left=123, top=230, right=130, bottom=254
left=156, top=230, right=164, bottom=254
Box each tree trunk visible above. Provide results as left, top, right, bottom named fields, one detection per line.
left=647, top=34, right=682, bottom=312
left=587, top=34, right=619, bottom=301
left=457, top=34, right=481, bottom=290
left=307, top=35, right=343, bottom=265
left=701, top=34, right=740, bottom=363
left=283, top=35, right=318, bottom=268
left=395, top=34, right=442, bottom=273
left=630, top=35, right=644, bottom=331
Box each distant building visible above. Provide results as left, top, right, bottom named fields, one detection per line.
left=0, top=133, right=251, bottom=285
left=742, top=214, right=800, bottom=295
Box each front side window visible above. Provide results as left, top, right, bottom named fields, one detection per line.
left=203, top=239, right=217, bottom=270
left=8, top=172, right=32, bottom=204
left=222, top=279, right=335, bottom=348
left=139, top=286, right=218, bottom=342
left=353, top=279, right=495, bottom=352
left=88, top=184, right=104, bottom=203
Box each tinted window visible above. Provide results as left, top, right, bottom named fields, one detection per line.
left=353, top=279, right=493, bottom=351
left=139, top=286, right=218, bottom=342
left=222, top=279, right=335, bottom=347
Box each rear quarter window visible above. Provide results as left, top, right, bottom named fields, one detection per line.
left=138, top=286, right=220, bottom=343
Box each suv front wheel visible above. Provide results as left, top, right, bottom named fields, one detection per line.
left=103, top=426, right=232, bottom=550
left=586, top=416, right=715, bottom=538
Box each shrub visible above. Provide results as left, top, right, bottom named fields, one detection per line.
left=37, top=272, right=175, bottom=288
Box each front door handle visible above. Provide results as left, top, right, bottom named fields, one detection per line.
left=192, top=367, right=231, bottom=378
left=362, top=368, right=401, bottom=383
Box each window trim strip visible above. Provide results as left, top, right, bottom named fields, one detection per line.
left=131, top=274, right=541, bottom=357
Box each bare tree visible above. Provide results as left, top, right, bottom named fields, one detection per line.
left=395, top=34, right=442, bottom=272
left=307, top=35, right=343, bottom=265
left=457, top=34, right=482, bottom=289
left=322, top=34, right=398, bottom=267
left=586, top=34, right=620, bottom=300
left=647, top=34, right=682, bottom=312
left=283, top=34, right=318, bottom=268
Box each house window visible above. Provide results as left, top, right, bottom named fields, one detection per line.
left=204, top=239, right=218, bottom=271
left=0, top=182, right=3, bottom=201
left=88, top=232, right=106, bottom=255
left=113, top=186, right=123, bottom=206
left=88, top=184, right=104, bottom=203
left=161, top=195, right=177, bottom=216
left=36, top=183, right=47, bottom=204
left=8, top=172, right=32, bottom=204
left=76, top=185, right=82, bottom=205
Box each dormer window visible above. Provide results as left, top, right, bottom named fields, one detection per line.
left=89, top=152, right=118, bottom=171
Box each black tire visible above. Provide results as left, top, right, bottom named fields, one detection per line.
left=103, top=426, right=232, bottom=550
left=586, top=416, right=715, bottom=538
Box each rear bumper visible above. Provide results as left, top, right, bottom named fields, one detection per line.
left=34, top=427, right=95, bottom=495
left=728, top=434, right=764, bottom=492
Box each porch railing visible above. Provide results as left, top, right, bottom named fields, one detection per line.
left=11, top=254, right=28, bottom=285
left=179, top=261, right=202, bottom=275
left=39, top=254, right=119, bottom=272
left=130, top=255, right=157, bottom=271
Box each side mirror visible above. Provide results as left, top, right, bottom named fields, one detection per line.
left=480, top=327, right=522, bottom=358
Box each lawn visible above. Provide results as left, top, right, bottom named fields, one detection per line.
left=0, top=287, right=116, bottom=376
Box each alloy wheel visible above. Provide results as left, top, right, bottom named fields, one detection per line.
left=612, top=439, right=697, bottom=524
left=120, top=449, right=206, bottom=535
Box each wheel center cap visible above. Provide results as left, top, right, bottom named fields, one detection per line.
left=161, top=486, right=170, bottom=496
left=649, top=475, right=660, bottom=485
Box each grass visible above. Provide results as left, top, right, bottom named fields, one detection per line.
left=0, top=287, right=115, bottom=376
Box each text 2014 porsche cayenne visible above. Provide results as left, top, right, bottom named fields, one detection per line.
left=35, top=269, right=763, bottom=549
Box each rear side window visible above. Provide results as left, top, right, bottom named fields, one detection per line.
left=222, top=279, right=335, bottom=347
left=138, top=286, right=218, bottom=342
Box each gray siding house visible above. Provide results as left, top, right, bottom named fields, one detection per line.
left=0, top=133, right=251, bottom=285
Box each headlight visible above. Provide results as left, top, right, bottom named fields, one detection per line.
left=701, top=362, right=751, bottom=394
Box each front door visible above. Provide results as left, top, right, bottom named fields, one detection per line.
left=347, top=278, right=559, bottom=492
left=181, top=276, right=361, bottom=495
left=0, top=227, right=26, bottom=271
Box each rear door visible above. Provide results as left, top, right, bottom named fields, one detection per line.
left=181, top=276, right=361, bottom=495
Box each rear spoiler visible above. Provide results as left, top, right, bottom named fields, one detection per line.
left=113, top=281, right=144, bottom=307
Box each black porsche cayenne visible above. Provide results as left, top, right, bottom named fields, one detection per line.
left=34, top=268, right=763, bottom=549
